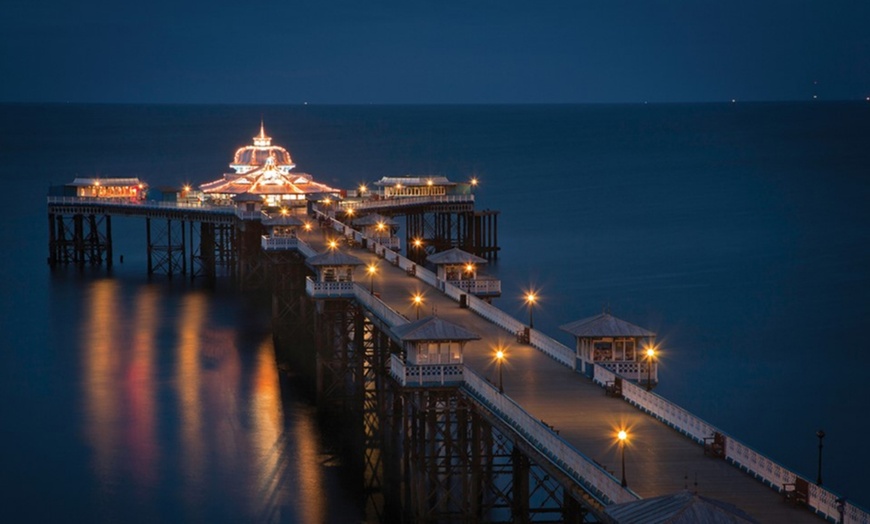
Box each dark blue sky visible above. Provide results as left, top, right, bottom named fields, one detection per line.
left=3, top=0, right=869, bottom=104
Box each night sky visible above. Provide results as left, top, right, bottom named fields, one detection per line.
left=3, top=0, right=869, bottom=104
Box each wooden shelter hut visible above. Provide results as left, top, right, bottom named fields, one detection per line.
left=390, top=316, right=481, bottom=386
left=560, top=312, right=657, bottom=385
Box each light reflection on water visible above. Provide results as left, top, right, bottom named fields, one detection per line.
left=72, top=278, right=360, bottom=522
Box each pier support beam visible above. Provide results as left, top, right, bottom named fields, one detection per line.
left=146, top=218, right=186, bottom=277
left=47, top=212, right=112, bottom=268
left=404, top=208, right=500, bottom=261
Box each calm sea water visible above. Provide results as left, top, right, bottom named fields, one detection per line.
left=1, top=103, right=868, bottom=518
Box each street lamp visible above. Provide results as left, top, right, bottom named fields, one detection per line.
left=618, top=429, right=629, bottom=487
left=376, top=221, right=386, bottom=243
left=817, top=429, right=825, bottom=485
left=367, top=263, right=378, bottom=294
left=412, top=293, right=424, bottom=319
left=645, top=346, right=656, bottom=391
left=525, top=292, right=537, bottom=329
left=495, top=347, right=506, bottom=393
left=327, top=239, right=339, bottom=251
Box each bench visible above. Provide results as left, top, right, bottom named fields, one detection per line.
left=782, top=478, right=809, bottom=506
left=605, top=379, right=622, bottom=398
left=704, top=432, right=726, bottom=458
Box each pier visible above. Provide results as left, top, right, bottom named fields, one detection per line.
left=44, top=126, right=866, bottom=522
left=46, top=190, right=867, bottom=523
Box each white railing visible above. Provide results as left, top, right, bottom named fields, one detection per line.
left=47, top=196, right=269, bottom=220
left=602, top=366, right=870, bottom=523
left=596, top=361, right=656, bottom=381
left=261, top=235, right=299, bottom=250
left=448, top=278, right=502, bottom=295
left=352, top=283, right=409, bottom=328
left=619, top=377, right=718, bottom=444
left=344, top=194, right=474, bottom=211
left=461, top=369, right=637, bottom=506
left=305, top=278, right=356, bottom=298
left=371, top=237, right=401, bottom=250
left=528, top=330, right=576, bottom=368
left=390, top=354, right=464, bottom=386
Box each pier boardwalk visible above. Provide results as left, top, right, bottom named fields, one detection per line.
left=306, top=209, right=864, bottom=524
left=46, top=192, right=866, bottom=522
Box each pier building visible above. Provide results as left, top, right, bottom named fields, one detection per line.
left=374, top=175, right=460, bottom=198
left=199, top=123, right=339, bottom=207
left=65, top=177, right=147, bottom=199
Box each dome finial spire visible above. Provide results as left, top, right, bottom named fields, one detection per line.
left=253, top=118, right=271, bottom=147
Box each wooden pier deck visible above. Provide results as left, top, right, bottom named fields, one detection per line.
left=307, top=228, right=823, bottom=523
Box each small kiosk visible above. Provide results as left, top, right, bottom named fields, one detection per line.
left=304, top=251, right=364, bottom=299
left=352, top=213, right=400, bottom=250
left=390, top=316, right=481, bottom=386
left=426, top=248, right=501, bottom=300
left=261, top=214, right=305, bottom=250
left=560, top=312, right=657, bottom=386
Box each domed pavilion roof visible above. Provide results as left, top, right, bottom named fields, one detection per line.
left=230, top=121, right=295, bottom=173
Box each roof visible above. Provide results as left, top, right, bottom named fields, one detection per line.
left=200, top=163, right=338, bottom=196
left=391, top=316, right=481, bottom=342
left=426, top=248, right=488, bottom=265
left=68, top=177, right=144, bottom=187
left=306, top=251, right=364, bottom=267
left=374, top=175, right=456, bottom=187
left=604, top=490, right=758, bottom=524
left=230, top=123, right=295, bottom=169
left=560, top=312, right=655, bottom=338
left=352, top=213, right=398, bottom=227
left=262, top=215, right=305, bottom=226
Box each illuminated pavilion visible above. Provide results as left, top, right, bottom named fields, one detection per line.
left=199, top=122, right=340, bottom=207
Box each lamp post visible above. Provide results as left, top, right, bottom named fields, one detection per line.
left=412, top=293, right=423, bottom=319
left=817, top=429, right=825, bottom=486
left=525, top=292, right=537, bottom=329
left=618, top=430, right=628, bottom=487
left=367, top=264, right=377, bottom=294
left=328, top=239, right=339, bottom=251
left=376, top=222, right=386, bottom=244
left=495, top=348, right=505, bottom=393
left=645, top=347, right=656, bottom=391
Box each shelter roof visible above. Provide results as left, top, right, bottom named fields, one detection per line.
left=306, top=251, right=364, bottom=267
left=392, top=316, right=481, bottom=342
left=352, top=213, right=398, bottom=227
left=374, top=175, right=456, bottom=187
left=69, top=177, right=144, bottom=187
left=604, top=490, right=758, bottom=524
left=560, top=312, right=655, bottom=338
left=262, top=215, right=304, bottom=226
left=426, top=248, right=488, bottom=265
